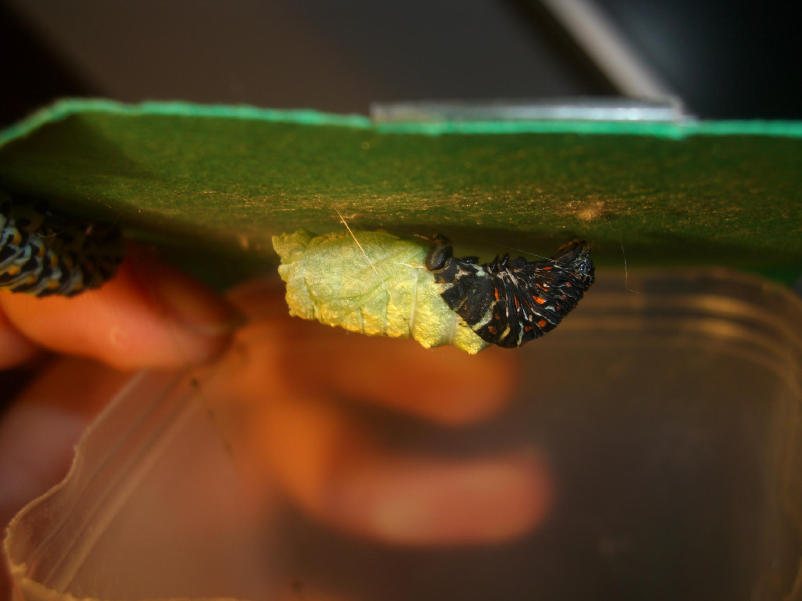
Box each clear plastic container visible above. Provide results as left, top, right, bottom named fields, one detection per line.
left=5, top=268, right=802, bottom=601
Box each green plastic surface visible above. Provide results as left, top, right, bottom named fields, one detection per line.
left=1, top=99, right=800, bottom=285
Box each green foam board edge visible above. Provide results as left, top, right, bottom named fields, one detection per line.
left=1, top=98, right=800, bottom=286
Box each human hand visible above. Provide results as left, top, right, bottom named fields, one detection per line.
left=0, top=244, right=241, bottom=599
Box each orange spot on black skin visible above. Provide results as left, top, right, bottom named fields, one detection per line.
left=533, top=295, right=546, bottom=305
left=513, top=296, right=520, bottom=308
left=487, top=325, right=497, bottom=335
left=493, top=287, right=499, bottom=301
left=537, top=319, right=547, bottom=328
left=524, top=324, right=533, bottom=332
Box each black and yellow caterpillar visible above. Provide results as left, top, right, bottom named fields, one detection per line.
left=0, top=192, right=123, bottom=297
left=273, top=229, right=594, bottom=354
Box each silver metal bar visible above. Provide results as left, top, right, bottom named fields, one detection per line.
left=371, top=97, right=688, bottom=123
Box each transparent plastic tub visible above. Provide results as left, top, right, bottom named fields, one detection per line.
left=5, top=268, right=802, bottom=601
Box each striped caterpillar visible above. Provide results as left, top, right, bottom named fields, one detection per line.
left=0, top=193, right=123, bottom=297
left=273, top=229, right=594, bottom=353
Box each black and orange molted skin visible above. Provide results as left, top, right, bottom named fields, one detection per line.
left=425, top=237, right=595, bottom=348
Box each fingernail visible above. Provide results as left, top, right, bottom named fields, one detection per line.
left=155, top=271, right=247, bottom=335
left=338, top=454, right=550, bottom=545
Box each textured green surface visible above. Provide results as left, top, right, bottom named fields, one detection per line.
left=273, top=230, right=486, bottom=353
left=0, top=99, right=800, bottom=284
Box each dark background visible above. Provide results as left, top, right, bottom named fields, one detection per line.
left=1, top=0, right=800, bottom=128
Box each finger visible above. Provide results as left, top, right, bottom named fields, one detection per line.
left=0, top=357, right=129, bottom=527
left=229, top=278, right=519, bottom=426
left=0, top=244, right=243, bottom=370
left=0, top=310, right=38, bottom=369
left=288, top=336, right=518, bottom=426
left=327, top=451, right=552, bottom=546
left=248, top=391, right=551, bottom=546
